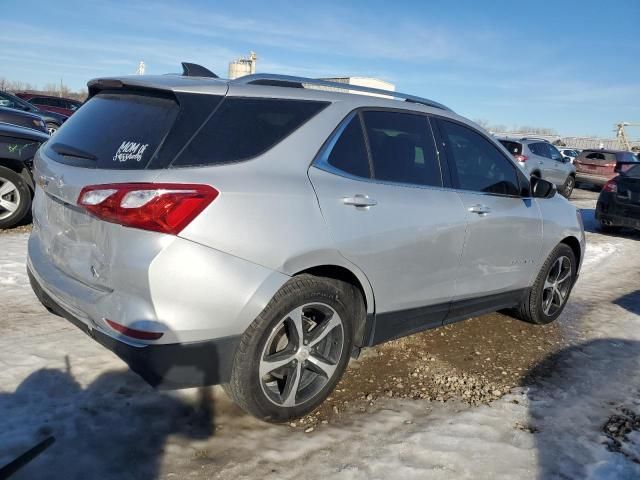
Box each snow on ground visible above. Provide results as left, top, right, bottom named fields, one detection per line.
left=1, top=191, right=640, bottom=479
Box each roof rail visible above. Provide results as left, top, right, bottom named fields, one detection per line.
left=181, top=62, right=219, bottom=78
left=232, top=74, right=453, bottom=112
left=520, top=137, right=550, bottom=143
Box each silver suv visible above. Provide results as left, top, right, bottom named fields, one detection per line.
left=28, top=69, right=585, bottom=422
left=497, top=137, right=576, bottom=198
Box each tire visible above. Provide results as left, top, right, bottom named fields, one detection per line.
left=0, top=166, right=32, bottom=229
left=514, top=243, right=576, bottom=325
left=226, top=274, right=361, bottom=422
left=45, top=122, right=59, bottom=135
left=561, top=175, right=575, bottom=198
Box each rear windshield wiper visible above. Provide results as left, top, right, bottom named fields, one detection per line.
left=50, top=143, right=97, bottom=161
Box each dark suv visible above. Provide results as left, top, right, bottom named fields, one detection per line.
left=0, top=90, right=67, bottom=134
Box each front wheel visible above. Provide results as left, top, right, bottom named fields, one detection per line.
left=0, top=166, right=32, bottom=229
left=514, top=244, right=576, bottom=325
left=226, top=274, right=361, bottom=422
left=45, top=122, right=59, bottom=135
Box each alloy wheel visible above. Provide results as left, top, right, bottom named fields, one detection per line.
left=0, top=177, right=20, bottom=221
left=542, top=255, right=572, bottom=316
left=259, top=303, right=344, bottom=407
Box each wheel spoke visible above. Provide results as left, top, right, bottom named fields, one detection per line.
left=259, top=351, right=296, bottom=378
left=287, top=306, right=305, bottom=348
left=281, top=362, right=302, bottom=407
left=0, top=198, right=18, bottom=213
left=307, top=313, right=342, bottom=348
left=0, top=181, right=16, bottom=197
left=543, top=291, right=554, bottom=315
left=307, top=354, right=338, bottom=379
left=557, top=269, right=572, bottom=285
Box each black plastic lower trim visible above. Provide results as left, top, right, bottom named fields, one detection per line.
left=28, top=269, right=240, bottom=389
left=366, top=288, right=528, bottom=346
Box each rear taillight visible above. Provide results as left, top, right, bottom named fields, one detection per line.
left=78, top=183, right=218, bottom=235
left=602, top=177, right=618, bottom=193
left=515, top=154, right=528, bottom=162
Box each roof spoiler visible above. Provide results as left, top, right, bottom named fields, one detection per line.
left=181, top=62, right=219, bottom=78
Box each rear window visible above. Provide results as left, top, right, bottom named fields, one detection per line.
left=498, top=140, right=522, bottom=156
left=619, top=152, right=639, bottom=163
left=172, top=98, right=329, bottom=167
left=48, top=91, right=178, bottom=169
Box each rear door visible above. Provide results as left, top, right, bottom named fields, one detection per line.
left=434, top=118, right=542, bottom=317
left=547, top=144, right=569, bottom=185
left=309, top=110, right=468, bottom=341
left=529, top=142, right=554, bottom=181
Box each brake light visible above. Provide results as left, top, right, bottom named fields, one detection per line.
left=515, top=154, right=528, bottom=162
left=78, top=183, right=219, bottom=234
left=602, top=177, right=618, bottom=193
left=106, top=319, right=164, bottom=340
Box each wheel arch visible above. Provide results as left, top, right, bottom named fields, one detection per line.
left=560, top=235, right=582, bottom=269
left=292, top=263, right=374, bottom=348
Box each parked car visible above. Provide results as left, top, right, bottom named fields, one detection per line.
left=28, top=70, right=585, bottom=422
left=0, top=123, right=49, bottom=228
left=0, top=90, right=67, bottom=134
left=15, top=92, right=82, bottom=117
left=496, top=137, right=576, bottom=198
left=573, top=149, right=639, bottom=187
left=558, top=148, right=580, bottom=164
left=0, top=107, right=47, bottom=133
left=596, top=164, right=640, bottom=232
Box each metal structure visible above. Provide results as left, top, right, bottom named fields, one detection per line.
left=615, top=122, right=640, bottom=151
left=136, top=61, right=145, bottom=75
left=228, top=51, right=257, bottom=80
left=233, top=73, right=453, bottom=111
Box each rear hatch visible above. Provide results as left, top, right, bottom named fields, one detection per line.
left=32, top=80, right=227, bottom=290
left=617, top=165, right=640, bottom=207
left=574, top=151, right=616, bottom=176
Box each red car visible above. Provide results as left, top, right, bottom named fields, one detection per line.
left=574, top=149, right=639, bottom=187
left=15, top=93, right=82, bottom=117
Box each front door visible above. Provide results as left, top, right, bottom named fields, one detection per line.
left=435, top=118, right=542, bottom=318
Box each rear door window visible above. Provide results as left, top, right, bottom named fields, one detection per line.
left=498, top=140, right=522, bottom=156
left=326, top=116, right=370, bottom=178
left=439, top=120, right=520, bottom=196
left=47, top=91, right=179, bottom=169
left=173, top=98, right=329, bottom=167
left=361, top=110, right=442, bottom=187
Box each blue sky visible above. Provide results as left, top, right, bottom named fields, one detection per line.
left=2, top=0, right=639, bottom=137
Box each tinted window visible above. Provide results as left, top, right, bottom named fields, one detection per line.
left=326, top=116, right=370, bottom=178
left=0, top=92, right=21, bottom=109
left=440, top=120, right=519, bottom=196
left=174, top=98, right=328, bottom=167
left=47, top=91, right=178, bottom=169
left=620, top=152, right=639, bottom=162
left=498, top=140, right=522, bottom=156
left=362, top=111, right=441, bottom=186
left=548, top=145, right=563, bottom=161
left=530, top=142, right=550, bottom=158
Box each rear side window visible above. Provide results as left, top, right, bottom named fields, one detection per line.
left=48, top=91, right=178, bottom=169
left=173, top=98, right=329, bottom=167
left=326, top=116, right=370, bottom=178
left=440, top=120, right=519, bottom=196
left=498, top=140, right=522, bottom=156
left=530, top=142, right=550, bottom=158
left=362, top=111, right=442, bottom=187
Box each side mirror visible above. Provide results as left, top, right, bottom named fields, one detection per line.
left=531, top=176, right=556, bottom=199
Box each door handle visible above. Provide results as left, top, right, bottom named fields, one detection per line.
left=468, top=204, right=491, bottom=215
left=538, top=161, right=544, bottom=165
left=343, top=194, right=377, bottom=207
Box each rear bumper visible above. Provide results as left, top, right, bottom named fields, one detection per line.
left=29, top=268, right=240, bottom=388
left=596, top=194, right=640, bottom=229
left=575, top=172, right=611, bottom=186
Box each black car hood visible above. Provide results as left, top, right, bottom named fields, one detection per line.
left=0, top=122, right=50, bottom=142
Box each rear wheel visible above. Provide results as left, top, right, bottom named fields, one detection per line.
left=598, top=220, right=622, bottom=234
left=226, top=274, right=360, bottom=422
left=514, top=243, right=576, bottom=325
left=561, top=175, right=575, bottom=198
left=0, top=166, right=31, bottom=229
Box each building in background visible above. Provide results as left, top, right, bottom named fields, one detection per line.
left=228, top=52, right=257, bottom=79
